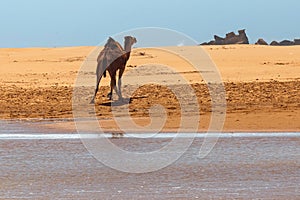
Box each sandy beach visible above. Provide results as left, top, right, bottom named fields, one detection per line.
left=0, top=45, right=300, bottom=132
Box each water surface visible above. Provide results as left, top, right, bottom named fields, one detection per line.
left=0, top=120, right=299, bottom=199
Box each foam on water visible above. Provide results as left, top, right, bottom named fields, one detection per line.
left=1, top=120, right=299, bottom=140
left=0, top=132, right=300, bottom=140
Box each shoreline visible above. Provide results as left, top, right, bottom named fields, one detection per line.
left=1, top=131, right=300, bottom=140
left=2, top=108, right=300, bottom=133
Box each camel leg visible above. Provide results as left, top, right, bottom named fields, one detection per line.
left=108, top=72, right=117, bottom=100
left=90, top=75, right=102, bottom=104
left=90, top=69, right=103, bottom=104
left=117, top=67, right=125, bottom=100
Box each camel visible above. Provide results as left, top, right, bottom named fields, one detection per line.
left=90, top=36, right=137, bottom=103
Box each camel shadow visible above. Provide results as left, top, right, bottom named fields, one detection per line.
left=98, top=96, right=147, bottom=107
left=98, top=98, right=131, bottom=107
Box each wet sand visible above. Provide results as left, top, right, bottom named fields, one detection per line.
left=1, top=81, right=300, bottom=132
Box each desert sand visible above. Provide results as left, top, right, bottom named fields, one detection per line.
left=0, top=45, right=300, bottom=132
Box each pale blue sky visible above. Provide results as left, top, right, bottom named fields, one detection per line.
left=0, top=0, right=299, bottom=47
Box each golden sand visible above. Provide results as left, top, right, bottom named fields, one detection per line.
left=1, top=45, right=300, bottom=132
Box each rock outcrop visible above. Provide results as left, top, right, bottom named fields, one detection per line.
left=295, top=39, right=300, bottom=45
left=270, top=41, right=280, bottom=46
left=201, top=29, right=249, bottom=45
left=280, top=40, right=295, bottom=46
left=255, top=38, right=268, bottom=45
left=270, top=39, right=300, bottom=46
left=201, top=30, right=299, bottom=46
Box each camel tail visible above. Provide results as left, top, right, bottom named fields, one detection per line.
left=102, top=58, right=107, bottom=78
left=96, top=57, right=108, bottom=79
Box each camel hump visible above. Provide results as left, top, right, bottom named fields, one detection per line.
left=105, top=37, right=115, bottom=47
left=108, top=37, right=115, bottom=42
left=104, top=37, right=124, bottom=52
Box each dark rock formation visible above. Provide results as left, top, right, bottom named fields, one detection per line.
left=294, top=39, right=300, bottom=45
left=270, top=39, right=300, bottom=46
left=270, top=41, right=280, bottom=46
left=201, top=29, right=249, bottom=45
left=279, top=40, right=295, bottom=46
left=255, top=38, right=268, bottom=45
left=201, top=30, right=300, bottom=46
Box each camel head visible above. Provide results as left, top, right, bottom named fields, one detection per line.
left=124, top=36, right=137, bottom=49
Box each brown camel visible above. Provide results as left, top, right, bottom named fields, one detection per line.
left=90, top=36, right=137, bottom=103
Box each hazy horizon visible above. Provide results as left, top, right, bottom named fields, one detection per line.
left=0, top=0, right=299, bottom=48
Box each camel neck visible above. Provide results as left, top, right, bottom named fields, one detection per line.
left=124, top=42, right=132, bottom=53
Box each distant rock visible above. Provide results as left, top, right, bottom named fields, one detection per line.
left=270, top=41, right=280, bottom=46
left=201, top=29, right=249, bottom=45
left=270, top=39, right=300, bottom=46
left=279, top=40, right=295, bottom=46
left=294, top=39, right=300, bottom=45
left=200, top=42, right=209, bottom=45
left=201, top=30, right=299, bottom=46
left=255, top=38, right=268, bottom=45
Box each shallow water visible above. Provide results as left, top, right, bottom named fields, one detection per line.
left=0, top=120, right=299, bottom=199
